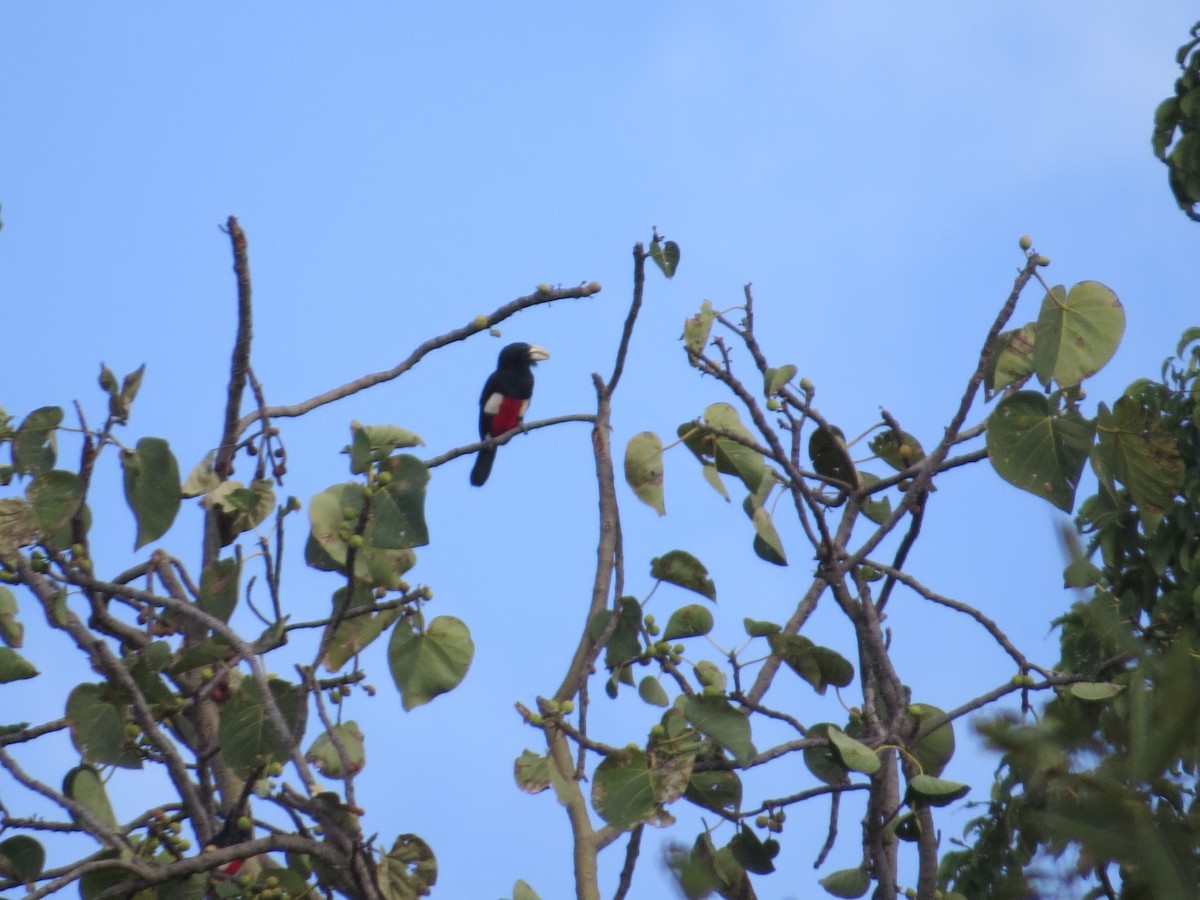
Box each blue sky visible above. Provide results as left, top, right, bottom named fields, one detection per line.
left=2, top=4, right=1198, bottom=898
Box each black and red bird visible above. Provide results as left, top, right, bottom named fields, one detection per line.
left=470, top=342, right=550, bottom=486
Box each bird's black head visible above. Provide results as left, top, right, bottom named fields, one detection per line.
left=497, top=342, right=550, bottom=369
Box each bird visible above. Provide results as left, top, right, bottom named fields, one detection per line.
left=470, top=342, right=550, bottom=486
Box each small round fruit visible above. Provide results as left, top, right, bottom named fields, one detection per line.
left=1018, top=235, right=1032, bottom=251
left=473, top=315, right=489, bottom=329
left=347, top=535, right=364, bottom=549
left=237, top=815, right=252, bottom=831
left=755, top=815, right=769, bottom=828
left=1035, top=254, right=1051, bottom=267
left=799, top=377, right=814, bottom=393
left=537, top=284, right=552, bottom=294
left=586, top=281, right=602, bottom=293
left=561, top=699, right=575, bottom=714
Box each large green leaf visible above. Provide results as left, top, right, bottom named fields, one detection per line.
left=323, top=583, right=403, bottom=672
left=650, top=550, right=715, bottom=601
left=804, top=723, right=848, bottom=786
left=217, top=677, right=308, bottom=777
left=26, top=469, right=84, bottom=547
left=11, top=407, right=62, bottom=476
left=986, top=391, right=1095, bottom=512
left=985, top=324, right=1037, bottom=397
left=63, top=764, right=118, bottom=830
left=121, top=437, right=181, bottom=549
left=0, top=647, right=35, bottom=683
left=624, top=432, right=665, bottom=516
left=744, top=498, right=787, bottom=566
left=347, top=422, right=425, bottom=475
left=1092, top=397, right=1184, bottom=530
left=907, top=703, right=955, bottom=777
left=306, top=721, right=365, bottom=778
left=819, top=867, right=870, bottom=898
left=649, top=239, right=681, bottom=278
left=66, top=683, right=142, bottom=769
left=1033, top=281, right=1125, bottom=389
left=683, top=695, right=755, bottom=764
left=663, top=605, right=714, bottom=641
left=809, top=425, right=854, bottom=485
left=367, top=455, right=430, bottom=549
left=0, top=586, right=22, bottom=648
left=0, top=833, right=45, bottom=883
left=705, top=404, right=765, bottom=493
left=388, top=615, right=474, bottom=710
left=592, top=748, right=656, bottom=829
left=377, top=833, right=437, bottom=900
left=827, top=727, right=880, bottom=775
left=199, top=557, right=240, bottom=622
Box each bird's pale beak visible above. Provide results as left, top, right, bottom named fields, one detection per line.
left=528, top=345, right=550, bottom=362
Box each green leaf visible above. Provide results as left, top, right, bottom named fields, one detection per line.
left=683, top=694, right=755, bottom=764
left=324, top=583, right=403, bottom=672
left=638, top=676, right=669, bottom=708
left=728, top=824, right=776, bottom=875
left=0, top=647, right=37, bottom=683
left=12, top=407, right=62, bottom=476
left=867, top=430, right=925, bottom=472
left=743, top=618, right=780, bottom=637
left=0, top=587, right=22, bottom=648
left=66, top=683, right=142, bottom=769
left=1092, top=397, right=1184, bottom=530
left=512, top=880, right=542, bottom=900
left=906, top=773, right=970, bottom=806
left=827, top=727, right=880, bottom=775
left=1033, top=281, right=1125, bottom=389
left=347, top=422, right=425, bottom=475
left=704, top=403, right=765, bottom=493
left=663, top=605, right=714, bottom=640
left=767, top=633, right=853, bottom=694
left=624, top=432, right=665, bottom=516
left=63, top=764, right=118, bottom=830
left=180, top=451, right=219, bottom=499
left=388, top=615, right=474, bottom=711
left=650, top=550, right=715, bottom=601
left=649, top=239, right=681, bottom=278
left=367, top=455, right=430, bottom=549
left=683, top=300, right=715, bottom=357
left=804, top=723, right=848, bottom=786
left=985, top=324, right=1037, bottom=396
left=1068, top=681, right=1125, bottom=701
left=209, top=478, right=275, bottom=544
left=589, top=597, right=644, bottom=684
left=763, top=364, right=797, bottom=397
left=514, top=749, right=553, bottom=795
left=745, top=499, right=787, bottom=566
left=0, top=834, right=45, bottom=883
left=857, top=472, right=893, bottom=525
left=819, top=867, right=870, bottom=898
left=683, top=766, right=742, bottom=814
left=121, top=437, right=181, bottom=548
left=907, top=703, right=955, bottom=777
left=592, top=748, right=656, bottom=829
left=217, top=677, right=308, bottom=777
left=306, top=721, right=365, bottom=778
left=27, top=469, right=84, bottom=547
left=199, top=557, right=240, bottom=622
left=986, top=391, right=1095, bottom=512
left=377, top=834, right=437, bottom=900
left=809, top=425, right=854, bottom=485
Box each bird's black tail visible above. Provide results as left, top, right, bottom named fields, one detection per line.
left=470, top=447, right=496, bottom=486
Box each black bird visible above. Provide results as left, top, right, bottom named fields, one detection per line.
left=470, top=342, right=550, bottom=486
